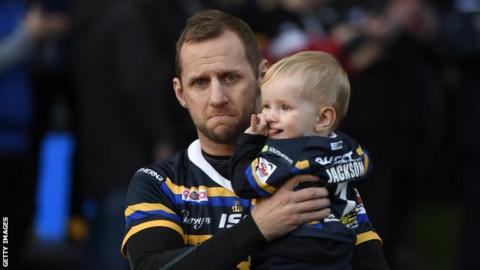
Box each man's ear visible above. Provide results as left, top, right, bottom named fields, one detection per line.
left=258, top=59, right=269, bottom=80
left=173, top=77, right=187, bottom=108
left=315, top=106, right=336, bottom=133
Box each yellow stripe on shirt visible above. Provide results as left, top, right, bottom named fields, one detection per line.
left=356, top=231, right=382, bottom=245
left=356, top=146, right=369, bottom=174
left=184, top=234, right=213, bottom=245
left=121, top=220, right=184, bottom=256
left=124, top=202, right=175, bottom=217
left=237, top=261, right=250, bottom=270
left=164, top=177, right=238, bottom=197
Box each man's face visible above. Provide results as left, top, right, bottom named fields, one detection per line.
left=174, top=31, right=259, bottom=145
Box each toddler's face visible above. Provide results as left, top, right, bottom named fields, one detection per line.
left=261, top=77, right=318, bottom=139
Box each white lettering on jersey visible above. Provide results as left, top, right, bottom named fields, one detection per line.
left=325, top=160, right=365, bottom=184
left=182, top=210, right=211, bottom=230
left=218, top=213, right=242, bottom=228
left=137, top=168, right=163, bottom=182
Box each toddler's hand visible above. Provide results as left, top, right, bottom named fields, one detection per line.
left=245, top=113, right=268, bottom=136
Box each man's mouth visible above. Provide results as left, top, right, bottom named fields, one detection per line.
left=208, top=113, right=234, bottom=120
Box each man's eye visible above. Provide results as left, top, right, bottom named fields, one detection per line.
left=224, top=73, right=238, bottom=83
left=193, top=79, right=208, bottom=87
left=281, top=104, right=290, bottom=111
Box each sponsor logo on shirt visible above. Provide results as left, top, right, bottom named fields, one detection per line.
left=136, top=168, right=163, bottom=182
left=182, top=188, right=208, bottom=202
left=218, top=213, right=242, bottom=228
left=262, top=145, right=293, bottom=164
left=219, top=200, right=246, bottom=228
left=255, top=157, right=277, bottom=183
left=181, top=210, right=211, bottom=230
left=315, top=151, right=355, bottom=166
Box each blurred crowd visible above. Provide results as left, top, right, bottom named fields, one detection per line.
left=1, top=0, right=479, bottom=269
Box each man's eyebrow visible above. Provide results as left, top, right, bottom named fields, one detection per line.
left=219, top=69, right=245, bottom=78
left=186, top=74, right=207, bottom=83
left=224, top=68, right=243, bottom=74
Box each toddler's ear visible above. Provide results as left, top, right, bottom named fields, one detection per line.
left=314, top=106, right=336, bottom=133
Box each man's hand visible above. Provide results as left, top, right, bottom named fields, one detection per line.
left=251, top=175, right=330, bottom=241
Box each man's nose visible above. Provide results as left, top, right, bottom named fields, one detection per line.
left=209, top=80, right=228, bottom=107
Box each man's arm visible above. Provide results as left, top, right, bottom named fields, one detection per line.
left=127, top=227, right=189, bottom=269
left=0, top=6, right=68, bottom=73
left=127, top=214, right=266, bottom=269
left=125, top=173, right=330, bottom=269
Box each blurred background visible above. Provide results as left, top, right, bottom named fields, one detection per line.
left=1, top=0, right=479, bottom=269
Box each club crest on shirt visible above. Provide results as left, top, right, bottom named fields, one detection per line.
left=255, top=157, right=277, bottom=183
left=231, top=199, right=243, bottom=213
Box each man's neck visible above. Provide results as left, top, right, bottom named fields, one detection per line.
left=201, top=150, right=231, bottom=179
left=197, top=134, right=235, bottom=156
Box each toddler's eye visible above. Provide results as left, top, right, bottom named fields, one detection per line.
left=281, top=104, right=290, bottom=111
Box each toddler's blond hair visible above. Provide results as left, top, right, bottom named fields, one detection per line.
left=262, top=51, right=350, bottom=128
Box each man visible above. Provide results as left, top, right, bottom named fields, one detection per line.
left=122, top=9, right=377, bottom=269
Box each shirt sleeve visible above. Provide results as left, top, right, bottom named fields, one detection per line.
left=127, top=215, right=267, bottom=270
left=229, top=134, right=270, bottom=198
left=343, top=187, right=387, bottom=269
left=121, top=167, right=182, bottom=256
left=352, top=240, right=389, bottom=270
left=122, top=166, right=268, bottom=269
left=343, top=187, right=383, bottom=246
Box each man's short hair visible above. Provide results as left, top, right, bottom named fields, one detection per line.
left=175, top=9, right=262, bottom=78
left=262, top=51, right=351, bottom=127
